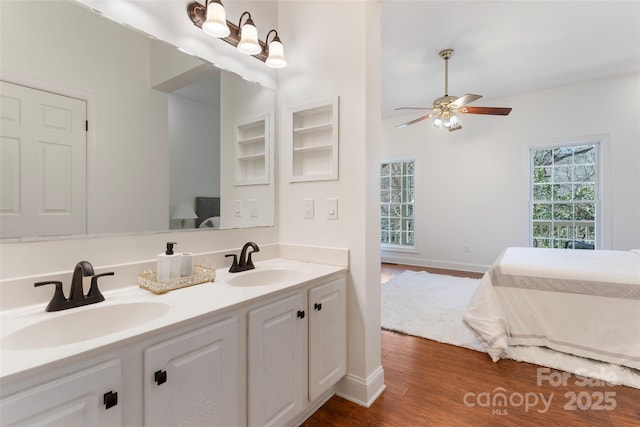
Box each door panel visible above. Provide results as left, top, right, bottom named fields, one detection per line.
left=0, top=80, right=86, bottom=238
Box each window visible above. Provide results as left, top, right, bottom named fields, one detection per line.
left=530, top=143, right=598, bottom=249
left=381, top=160, right=415, bottom=248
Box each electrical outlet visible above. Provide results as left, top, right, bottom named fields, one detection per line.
left=249, top=199, right=257, bottom=217
left=304, top=198, right=314, bottom=219
left=327, top=198, right=338, bottom=220
left=234, top=200, right=242, bottom=217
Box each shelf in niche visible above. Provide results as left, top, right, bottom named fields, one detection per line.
left=293, top=123, right=332, bottom=135
left=238, top=153, right=266, bottom=161
left=289, top=97, right=339, bottom=182
left=292, top=144, right=333, bottom=153
left=235, top=114, right=269, bottom=186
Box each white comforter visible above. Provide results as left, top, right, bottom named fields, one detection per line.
left=463, top=247, right=640, bottom=369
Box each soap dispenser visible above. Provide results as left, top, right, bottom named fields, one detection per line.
left=157, top=242, right=181, bottom=282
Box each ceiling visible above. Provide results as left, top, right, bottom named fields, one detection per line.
left=381, top=0, right=640, bottom=119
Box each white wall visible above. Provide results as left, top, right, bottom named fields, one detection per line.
left=277, top=1, right=384, bottom=405
left=382, top=73, right=640, bottom=271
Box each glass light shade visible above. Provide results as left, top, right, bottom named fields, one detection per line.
left=237, top=23, right=261, bottom=55
left=449, top=115, right=461, bottom=127
left=172, top=202, right=198, bottom=220
left=433, top=117, right=443, bottom=128
left=444, top=120, right=451, bottom=128
left=202, top=1, right=230, bottom=37
left=266, top=40, right=287, bottom=68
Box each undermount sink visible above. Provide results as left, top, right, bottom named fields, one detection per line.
left=2, top=301, right=170, bottom=351
left=227, top=268, right=303, bottom=287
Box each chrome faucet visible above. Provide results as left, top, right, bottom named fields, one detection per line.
left=225, top=242, right=260, bottom=273
left=34, top=261, right=114, bottom=312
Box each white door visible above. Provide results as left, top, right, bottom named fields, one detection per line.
left=0, top=80, right=87, bottom=238
left=144, top=317, right=239, bottom=427
left=248, top=293, right=307, bottom=427
left=309, top=276, right=347, bottom=401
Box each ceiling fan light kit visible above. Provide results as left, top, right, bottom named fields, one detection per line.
left=397, top=49, right=512, bottom=132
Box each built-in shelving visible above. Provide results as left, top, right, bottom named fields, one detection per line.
left=234, top=114, right=269, bottom=185
left=289, top=97, right=339, bottom=182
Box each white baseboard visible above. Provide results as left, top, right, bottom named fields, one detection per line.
left=292, top=391, right=334, bottom=426
left=381, top=254, right=490, bottom=274
left=334, top=365, right=386, bottom=408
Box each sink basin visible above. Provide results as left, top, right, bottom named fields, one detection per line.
left=2, top=302, right=170, bottom=351
left=227, top=269, right=303, bottom=287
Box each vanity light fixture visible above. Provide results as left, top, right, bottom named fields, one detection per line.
left=202, top=0, right=230, bottom=38
left=187, top=1, right=287, bottom=68
left=265, top=30, right=287, bottom=69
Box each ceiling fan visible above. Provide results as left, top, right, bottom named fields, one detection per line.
left=396, top=49, right=512, bottom=132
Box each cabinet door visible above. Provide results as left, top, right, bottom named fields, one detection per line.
left=309, top=276, right=347, bottom=401
left=248, top=293, right=306, bottom=427
left=144, top=316, right=239, bottom=427
left=0, top=360, right=121, bottom=427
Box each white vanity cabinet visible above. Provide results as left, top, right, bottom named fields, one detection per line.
left=144, top=316, right=240, bottom=427
left=0, top=360, right=122, bottom=427
left=248, top=274, right=347, bottom=427
left=248, top=292, right=307, bottom=427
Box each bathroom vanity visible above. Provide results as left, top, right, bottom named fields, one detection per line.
left=0, top=259, right=347, bottom=427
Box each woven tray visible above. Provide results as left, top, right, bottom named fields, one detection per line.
left=138, top=264, right=216, bottom=294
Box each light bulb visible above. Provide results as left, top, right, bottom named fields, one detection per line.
left=202, top=1, right=230, bottom=37
left=444, top=120, right=451, bottom=128
left=433, top=118, right=442, bottom=128
left=449, top=115, right=461, bottom=127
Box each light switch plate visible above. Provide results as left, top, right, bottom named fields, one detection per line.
left=234, top=200, right=242, bottom=217
left=304, top=198, right=314, bottom=219
left=327, top=198, right=338, bottom=220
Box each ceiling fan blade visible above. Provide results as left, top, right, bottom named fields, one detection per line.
left=397, top=113, right=434, bottom=128
left=451, top=94, right=482, bottom=107
left=459, top=106, right=512, bottom=116
left=395, top=106, right=433, bottom=111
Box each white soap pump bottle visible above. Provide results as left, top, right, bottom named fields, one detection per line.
left=157, top=241, right=181, bottom=282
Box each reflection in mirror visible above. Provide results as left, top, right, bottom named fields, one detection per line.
left=0, top=0, right=275, bottom=241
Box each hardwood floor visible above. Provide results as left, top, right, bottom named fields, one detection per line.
left=302, top=263, right=640, bottom=426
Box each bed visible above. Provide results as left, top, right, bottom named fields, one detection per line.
left=195, top=197, right=220, bottom=229
left=463, top=247, right=640, bottom=370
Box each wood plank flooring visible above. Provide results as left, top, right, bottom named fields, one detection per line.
left=302, top=263, right=640, bottom=426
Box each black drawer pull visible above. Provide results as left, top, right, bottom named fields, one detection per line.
left=297, top=310, right=305, bottom=319
left=314, top=302, right=322, bottom=311
left=154, top=369, right=167, bottom=385
left=103, top=391, right=118, bottom=409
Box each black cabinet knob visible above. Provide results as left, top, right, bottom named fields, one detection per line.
left=314, top=302, right=322, bottom=311
left=297, top=310, right=305, bottom=319
left=154, top=369, right=167, bottom=385
left=103, top=391, right=118, bottom=409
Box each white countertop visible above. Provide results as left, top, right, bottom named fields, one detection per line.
left=0, top=258, right=346, bottom=382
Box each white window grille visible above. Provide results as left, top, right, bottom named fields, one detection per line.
left=530, top=143, right=599, bottom=249
left=381, top=159, right=415, bottom=248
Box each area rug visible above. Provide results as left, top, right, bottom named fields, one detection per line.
left=381, top=269, right=640, bottom=389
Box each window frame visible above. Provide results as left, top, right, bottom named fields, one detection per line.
left=380, top=157, right=417, bottom=253
left=527, top=139, right=603, bottom=249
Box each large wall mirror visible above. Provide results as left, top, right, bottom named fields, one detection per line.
left=0, top=0, right=275, bottom=241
